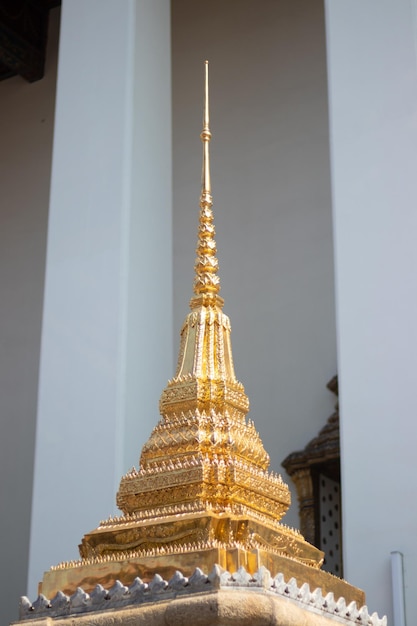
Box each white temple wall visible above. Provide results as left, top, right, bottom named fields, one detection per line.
left=325, top=0, right=417, bottom=623
left=172, top=0, right=337, bottom=530
left=28, top=0, right=172, bottom=605
left=0, top=9, right=60, bottom=624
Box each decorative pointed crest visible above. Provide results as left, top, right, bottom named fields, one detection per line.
left=193, top=60, right=221, bottom=299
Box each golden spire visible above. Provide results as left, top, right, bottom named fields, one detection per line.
left=51, top=62, right=325, bottom=595
left=193, top=60, right=220, bottom=298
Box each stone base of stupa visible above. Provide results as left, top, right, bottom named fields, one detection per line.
left=17, top=564, right=386, bottom=626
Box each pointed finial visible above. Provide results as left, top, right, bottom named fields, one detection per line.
left=202, top=60, right=211, bottom=195
left=193, top=61, right=221, bottom=299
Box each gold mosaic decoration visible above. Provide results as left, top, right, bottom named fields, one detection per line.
left=40, top=62, right=325, bottom=599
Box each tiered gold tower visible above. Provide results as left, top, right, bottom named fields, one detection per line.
left=39, top=63, right=362, bottom=606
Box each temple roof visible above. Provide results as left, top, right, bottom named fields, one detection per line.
left=282, top=376, right=340, bottom=476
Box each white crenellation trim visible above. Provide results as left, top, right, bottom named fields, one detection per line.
left=18, top=565, right=387, bottom=625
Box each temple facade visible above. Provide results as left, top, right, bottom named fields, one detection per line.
left=1, top=2, right=416, bottom=625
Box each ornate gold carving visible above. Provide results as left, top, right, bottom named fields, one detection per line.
left=291, top=469, right=315, bottom=545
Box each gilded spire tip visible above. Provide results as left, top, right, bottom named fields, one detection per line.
left=193, top=61, right=221, bottom=300
left=201, top=60, right=211, bottom=195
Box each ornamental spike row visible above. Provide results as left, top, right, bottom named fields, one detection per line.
left=20, top=566, right=387, bottom=625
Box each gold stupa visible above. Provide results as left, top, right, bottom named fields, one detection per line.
left=39, top=62, right=362, bottom=606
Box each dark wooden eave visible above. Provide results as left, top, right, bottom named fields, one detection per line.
left=282, top=376, right=340, bottom=476
left=0, top=0, right=61, bottom=82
